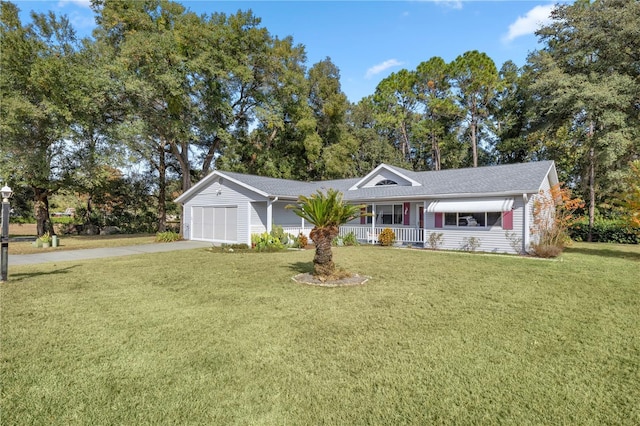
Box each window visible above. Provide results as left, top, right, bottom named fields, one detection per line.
left=443, top=212, right=502, bottom=228
left=375, top=179, right=398, bottom=186
left=363, top=204, right=404, bottom=225
left=378, top=204, right=403, bottom=225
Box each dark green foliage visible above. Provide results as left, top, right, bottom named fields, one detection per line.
left=569, top=218, right=639, bottom=244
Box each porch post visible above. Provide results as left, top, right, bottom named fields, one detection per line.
left=267, top=198, right=275, bottom=234
left=423, top=200, right=427, bottom=248
left=247, top=201, right=252, bottom=246
left=371, top=203, right=376, bottom=236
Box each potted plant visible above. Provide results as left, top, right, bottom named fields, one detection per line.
left=39, top=232, right=52, bottom=248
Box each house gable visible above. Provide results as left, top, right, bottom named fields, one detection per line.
left=175, top=171, right=269, bottom=204
left=349, top=164, right=421, bottom=190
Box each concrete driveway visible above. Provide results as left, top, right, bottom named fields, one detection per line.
left=8, top=241, right=212, bottom=266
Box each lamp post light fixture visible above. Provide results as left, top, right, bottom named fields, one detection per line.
left=1, top=184, right=12, bottom=282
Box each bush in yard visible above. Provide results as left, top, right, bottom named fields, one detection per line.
left=342, top=232, right=359, bottom=246
left=252, top=232, right=285, bottom=252
left=378, top=228, right=395, bottom=246
left=156, top=231, right=181, bottom=242
left=294, top=233, right=308, bottom=248
left=270, top=225, right=294, bottom=246
left=427, top=232, right=444, bottom=250
left=462, top=236, right=481, bottom=252
left=531, top=184, right=584, bottom=257
left=568, top=217, right=639, bottom=244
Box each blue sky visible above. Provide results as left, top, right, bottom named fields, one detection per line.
left=15, top=0, right=569, bottom=102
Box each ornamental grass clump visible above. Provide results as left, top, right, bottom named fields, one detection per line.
left=156, top=231, right=181, bottom=242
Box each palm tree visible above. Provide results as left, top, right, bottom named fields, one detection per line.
left=287, top=189, right=365, bottom=277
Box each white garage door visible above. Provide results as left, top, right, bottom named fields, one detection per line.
left=191, top=206, right=238, bottom=242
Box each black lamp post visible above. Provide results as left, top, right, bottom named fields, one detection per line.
left=1, top=184, right=12, bottom=282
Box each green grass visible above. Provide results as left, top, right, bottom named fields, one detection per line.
left=1, top=243, right=639, bottom=424
left=8, top=233, right=157, bottom=255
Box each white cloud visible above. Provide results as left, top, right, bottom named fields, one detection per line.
left=57, top=0, right=92, bottom=9
left=433, top=0, right=463, bottom=10
left=503, top=4, right=555, bottom=42
left=365, top=59, right=404, bottom=79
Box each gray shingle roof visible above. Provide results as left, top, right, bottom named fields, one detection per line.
left=220, top=160, right=556, bottom=201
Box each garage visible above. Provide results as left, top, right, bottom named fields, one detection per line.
left=190, top=206, right=238, bottom=243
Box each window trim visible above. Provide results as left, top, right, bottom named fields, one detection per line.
left=442, top=212, right=503, bottom=229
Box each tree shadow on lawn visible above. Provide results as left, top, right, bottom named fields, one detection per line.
left=288, top=261, right=314, bottom=274
left=9, top=265, right=79, bottom=282
left=564, top=246, right=640, bottom=262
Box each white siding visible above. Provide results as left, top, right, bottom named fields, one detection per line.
left=424, top=198, right=526, bottom=254
left=251, top=202, right=267, bottom=235
left=182, top=176, right=264, bottom=245
left=272, top=201, right=303, bottom=226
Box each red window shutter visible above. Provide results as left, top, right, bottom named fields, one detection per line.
left=403, top=202, right=410, bottom=225
left=503, top=210, right=513, bottom=230
left=360, top=207, right=366, bottom=225
left=435, top=212, right=443, bottom=228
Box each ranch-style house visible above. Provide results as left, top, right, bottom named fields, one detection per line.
left=175, top=161, right=559, bottom=254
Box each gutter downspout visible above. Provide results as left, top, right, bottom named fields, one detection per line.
left=522, top=193, right=529, bottom=254
left=267, top=196, right=278, bottom=234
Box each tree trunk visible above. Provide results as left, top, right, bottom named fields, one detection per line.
left=157, top=145, right=167, bottom=233
left=310, top=225, right=339, bottom=277
left=471, top=119, right=478, bottom=168
left=170, top=140, right=191, bottom=193
left=202, top=136, right=221, bottom=174
left=431, top=130, right=441, bottom=171
left=33, top=188, right=53, bottom=237
left=400, top=123, right=411, bottom=161
left=588, top=143, right=596, bottom=243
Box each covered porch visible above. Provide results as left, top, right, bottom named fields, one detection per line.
left=281, top=225, right=424, bottom=245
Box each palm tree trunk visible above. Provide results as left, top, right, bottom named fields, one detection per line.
left=310, top=225, right=339, bottom=276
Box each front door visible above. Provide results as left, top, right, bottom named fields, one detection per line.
left=419, top=206, right=424, bottom=229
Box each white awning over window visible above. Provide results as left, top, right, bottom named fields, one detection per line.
left=427, top=198, right=514, bottom=213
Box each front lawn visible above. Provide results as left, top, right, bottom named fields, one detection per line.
left=8, top=233, right=157, bottom=255
left=1, top=243, right=638, bottom=424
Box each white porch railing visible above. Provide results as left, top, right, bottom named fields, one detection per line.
left=281, top=227, right=311, bottom=238
left=280, top=225, right=423, bottom=245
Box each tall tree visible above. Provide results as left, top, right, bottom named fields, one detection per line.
left=372, top=69, right=419, bottom=164
left=414, top=57, right=461, bottom=170
left=347, top=96, right=404, bottom=175
left=0, top=2, right=80, bottom=236
left=307, top=58, right=357, bottom=179
left=450, top=50, right=500, bottom=167
left=530, top=0, right=640, bottom=240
